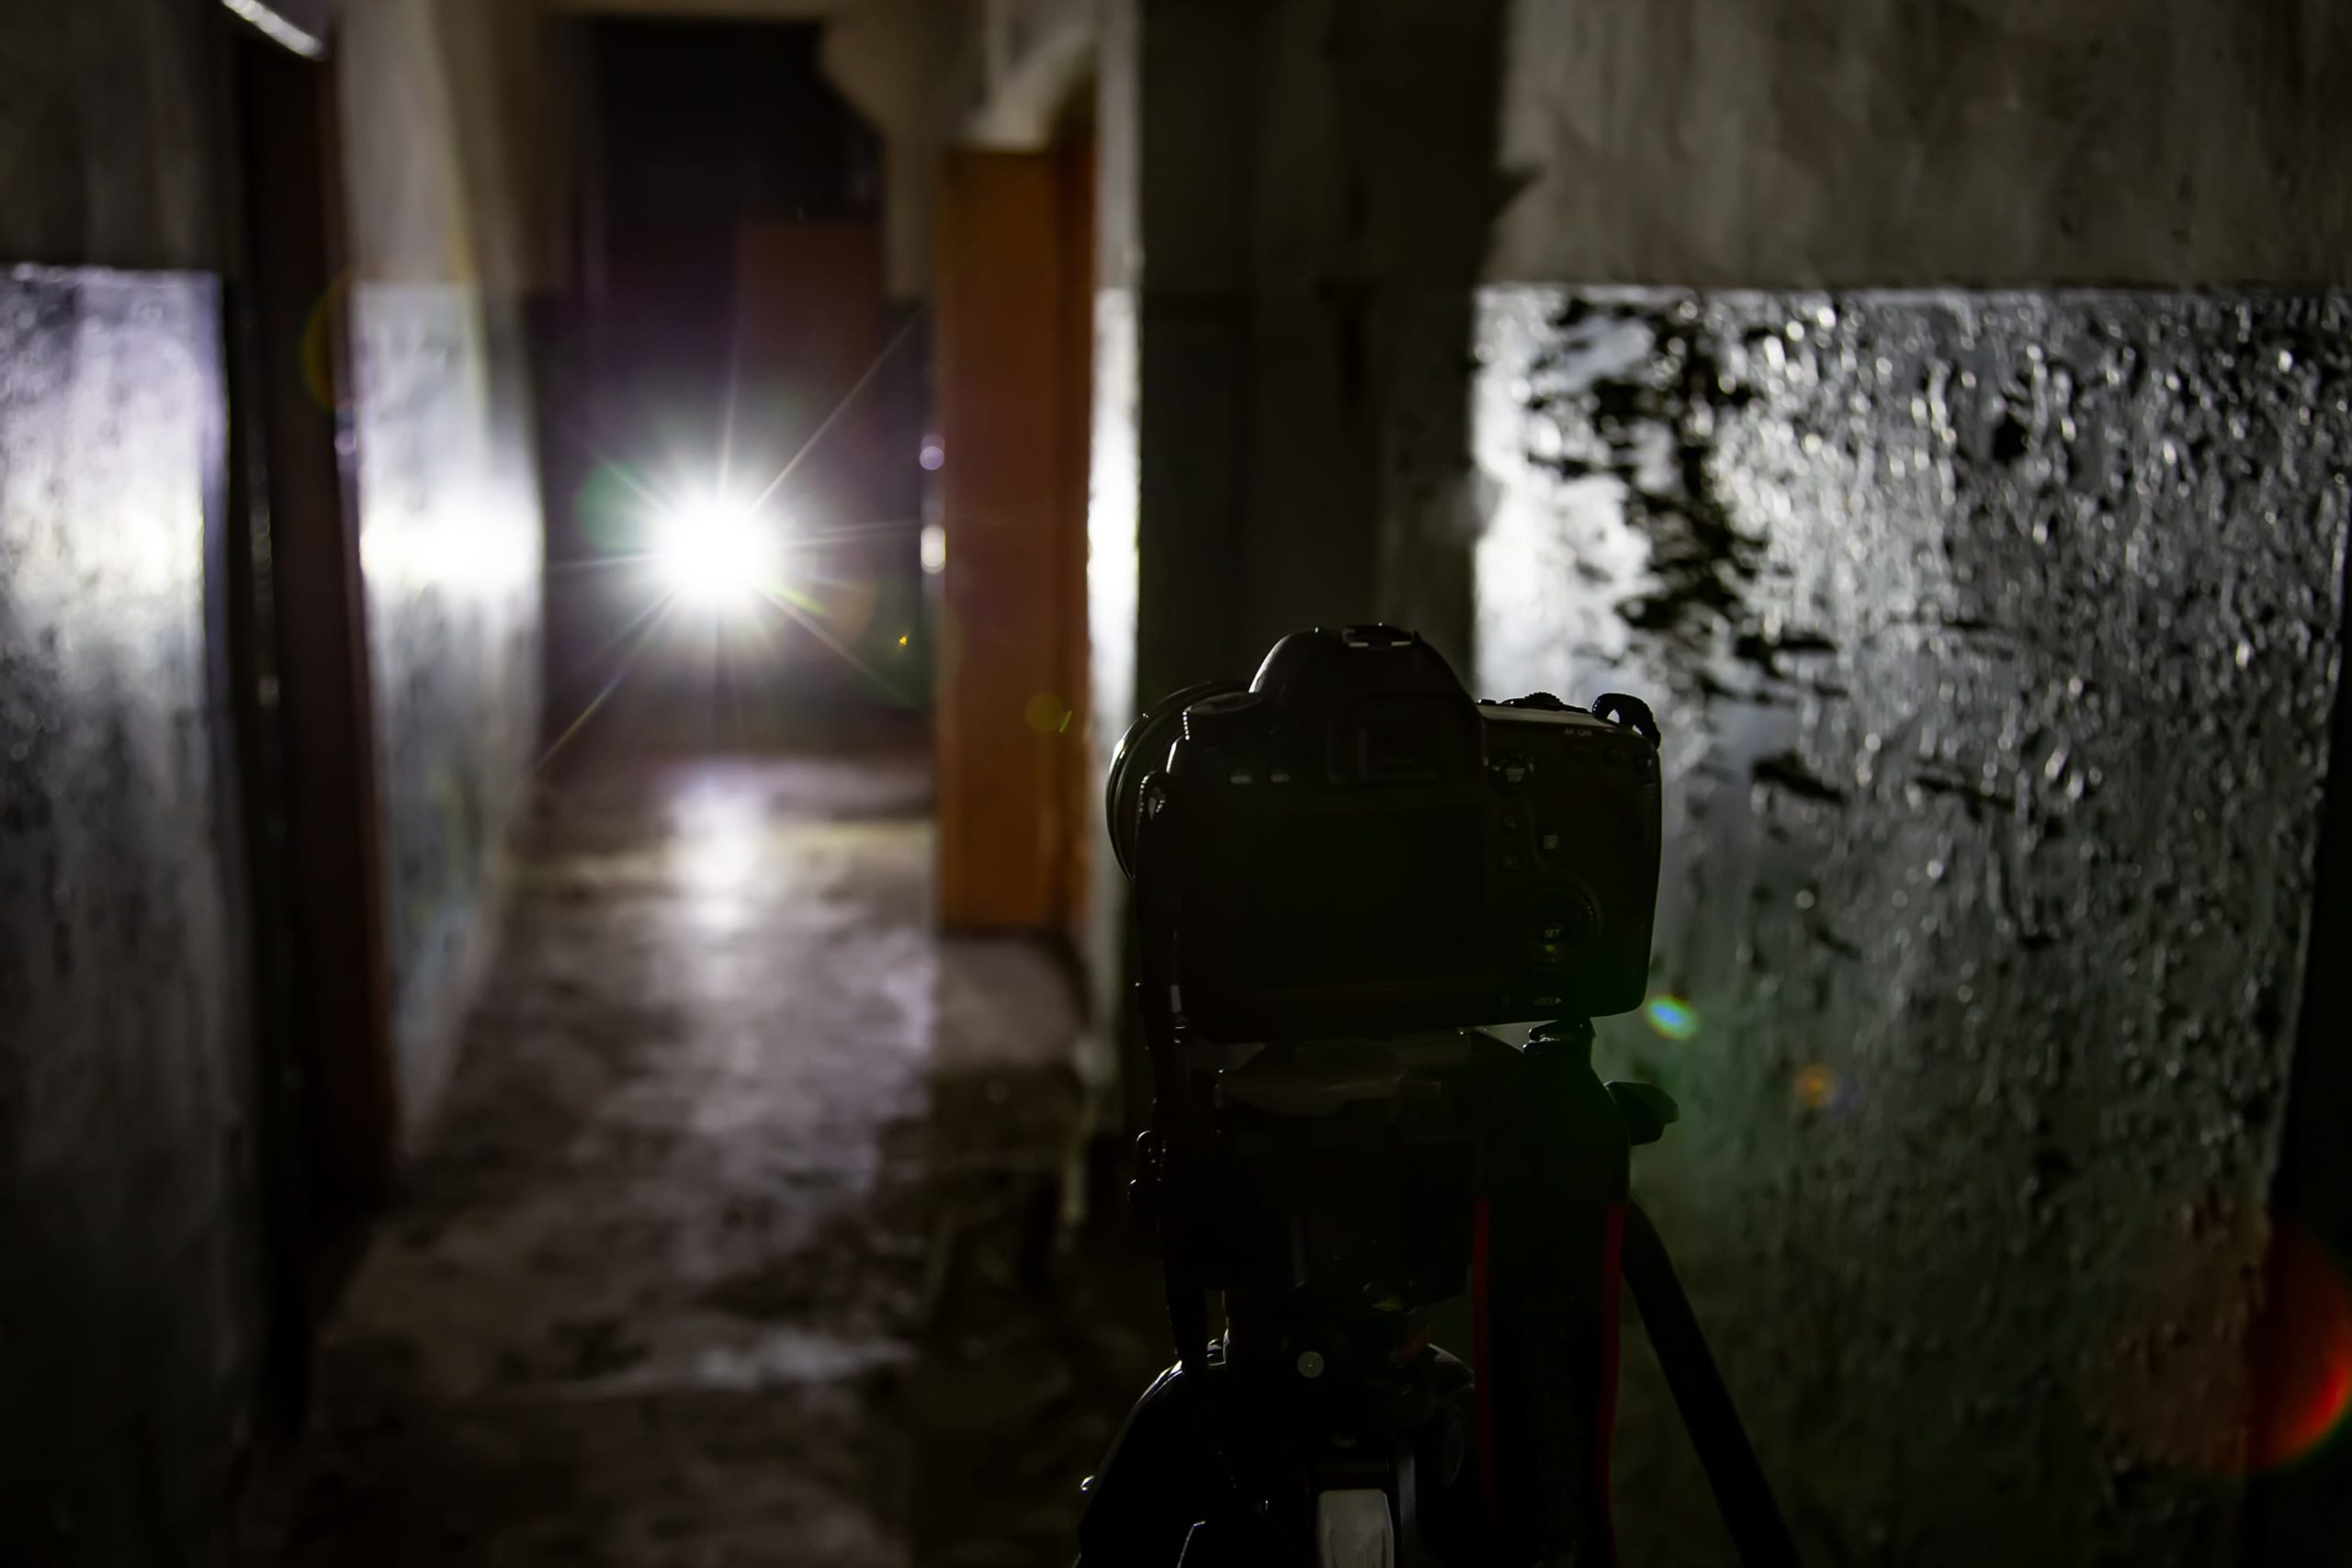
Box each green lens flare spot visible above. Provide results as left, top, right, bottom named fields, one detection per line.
left=1645, top=995, right=1699, bottom=1040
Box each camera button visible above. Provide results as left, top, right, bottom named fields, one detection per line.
left=1493, top=755, right=1534, bottom=788
left=1499, top=852, right=1524, bottom=874
left=1525, top=886, right=1602, bottom=968
left=1538, top=828, right=1562, bottom=853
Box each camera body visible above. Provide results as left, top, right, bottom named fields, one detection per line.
left=1114, top=625, right=1661, bottom=1043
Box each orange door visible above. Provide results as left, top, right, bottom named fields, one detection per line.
left=933, top=145, right=1092, bottom=932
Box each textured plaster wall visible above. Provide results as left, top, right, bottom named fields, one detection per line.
left=339, top=0, right=548, bottom=1137
left=0, top=270, right=255, bottom=1564
left=1472, top=288, right=2350, bottom=1563
left=1489, top=0, right=2352, bottom=288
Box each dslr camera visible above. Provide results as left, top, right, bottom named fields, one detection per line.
left=1107, top=623, right=1662, bottom=1043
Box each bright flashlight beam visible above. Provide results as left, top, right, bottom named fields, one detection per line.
left=653, top=495, right=784, bottom=609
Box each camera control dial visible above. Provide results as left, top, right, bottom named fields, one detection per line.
left=1182, top=690, right=1272, bottom=746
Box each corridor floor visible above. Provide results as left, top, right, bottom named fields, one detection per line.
left=260, top=728, right=1165, bottom=1567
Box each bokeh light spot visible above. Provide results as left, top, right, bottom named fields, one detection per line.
left=1644, top=995, right=1699, bottom=1040
left=1793, top=1063, right=1838, bottom=1111
left=1025, top=693, right=1069, bottom=734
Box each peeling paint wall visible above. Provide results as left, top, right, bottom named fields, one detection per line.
left=338, top=0, right=548, bottom=1136
left=1473, top=288, right=2351, bottom=1564
left=0, top=270, right=254, bottom=1564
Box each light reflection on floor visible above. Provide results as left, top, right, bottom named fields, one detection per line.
left=262, top=732, right=1095, bottom=1567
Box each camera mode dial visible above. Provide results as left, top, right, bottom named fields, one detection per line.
left=1182, top=690, right=1272, bottom=746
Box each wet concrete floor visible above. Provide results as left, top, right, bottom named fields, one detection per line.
left=259, top=726, right=1165, bottom=1566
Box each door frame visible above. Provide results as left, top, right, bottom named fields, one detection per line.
left=220, top=13, right=399, bottom=1377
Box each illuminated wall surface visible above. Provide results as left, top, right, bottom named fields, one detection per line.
left=348, top=285, right=543, bottom=1126
left=1474, top=288, right=2352, bottom=1562
left=0, top=270, right=259, bottom=1559
left=333, top=0, right=548, bottom=1134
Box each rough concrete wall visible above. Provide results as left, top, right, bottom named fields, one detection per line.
left=339, top=0, right=547, bottom=1139
left=0, top=270, right=257, bottom=1563
left=1490, top=0, right=2352, bottom=287
left=1472, top=288, right=2350, bottom=1563
left=0, top=3, right=221, bottom=270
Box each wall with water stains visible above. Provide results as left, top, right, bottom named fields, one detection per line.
left=1471, top=288, right=2350, bottom=1563
left=337, top=0, right=548, bottom=1137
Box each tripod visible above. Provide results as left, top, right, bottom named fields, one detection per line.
left=1075, top=1021, right=1801, bottom=1567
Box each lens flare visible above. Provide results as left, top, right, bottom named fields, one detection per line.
left=1644, top=995, right=1699, bottom=1040
left=653, top=494, right=783, bottom=610
left=1025, top=693, right=1070, bottom=734
left=2250, top=1220, right=2352, bottom=1471
left=2086, top=1200, right=2352, bottom=1476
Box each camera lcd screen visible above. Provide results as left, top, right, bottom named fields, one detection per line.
left=1194, top=807, right=1485, bottom=990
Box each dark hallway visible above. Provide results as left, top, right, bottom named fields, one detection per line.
left=10, top=3, right=2352, bottom=1567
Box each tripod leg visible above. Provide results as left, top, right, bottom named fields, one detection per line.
left=1619, top=1201, right=1802, bottom=1568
